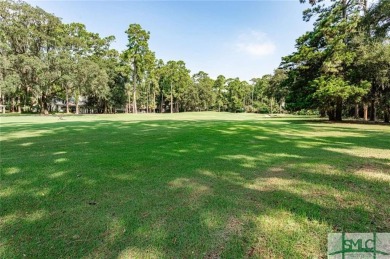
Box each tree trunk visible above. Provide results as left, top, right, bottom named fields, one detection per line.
left=170, top=83, right=173, bottom=114
left=342, top=0, right=347, bottom=19
left=11, top=97, right=15, bottom=112
left=327, top=107, right=335, bottom=121
left=1, top=95, right=4, bottom=114
left=41, top=93, right=49, bottom=115
left=363, top=0, right=368, bottom=13
left=354, top=103, right=359, bottom=119
left=363, top=103, right=368, bottom=121
left=370, top=99, right=376, bottom=121
left=335, top=98, right=342, bottom=121
left=320, top=109, right=326, bottom=117
left=153, top=92, right=156, bottom=113
left=147, top=84, right=150, bottom=113
left=25, top=87, right=29, bottom=107
left=17, top=97, right=21, bottom=113
left=160, top=92, right=164, bottom=113
left=384, top=108, right=389, bottom=123
left=66, top=91, right=70, bottom=114
left=146, top=94, right=149, bottom=113
left=75, top=100, right=79, bottom=114
left=251, top=88, right=254, bottom=106
left=133, top=89, right=137, bottom=113
left=133, top=65, right=137, bottom=114
left=127, top=94, right=131, bottom=113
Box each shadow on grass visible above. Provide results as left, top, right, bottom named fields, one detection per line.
left=1, top=118, right=389, bottom=258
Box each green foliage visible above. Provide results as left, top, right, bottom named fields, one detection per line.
left=226, top=78, right=245, bottom=112
left=191, top=71, right=214, bottom=111
left=313, top=76, right=370, bottom=108
left=123, top=23, right=151, bottom=113
left=1, top=0, right=387, bottom=120
left=294, top=109, right=320, bottom=115
left=158, top=60, right=191, bottom=112
left=0, top=0, right=292, bottom=115
left=363, top=0, right=390, bottom=39
left=282, top=0, right=390, bottom=121
left=213, top=75, right=227, bottom=111
left=0, top=0, right=116, bottom=113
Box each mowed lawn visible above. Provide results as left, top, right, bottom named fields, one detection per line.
left=1, top=112, right=389, bottom=258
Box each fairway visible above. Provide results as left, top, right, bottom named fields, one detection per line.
left=1, top=112, right=389, bottom=258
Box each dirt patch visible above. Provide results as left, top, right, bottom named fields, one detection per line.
left=352, top=164, right=390, bottom=182
left=224, top=216, right=244, bottom=237
left=261, top=166, right=293, bottom=179
left=204, top=216, right=244, bottom=258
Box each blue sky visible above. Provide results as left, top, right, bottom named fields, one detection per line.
left=27, top=1, right=314, bottom=80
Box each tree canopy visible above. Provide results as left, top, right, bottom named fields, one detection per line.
left=0, top=0, right=389, bottom=122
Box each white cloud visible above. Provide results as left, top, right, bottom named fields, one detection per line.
left=236, top=30, right=276, bottom=57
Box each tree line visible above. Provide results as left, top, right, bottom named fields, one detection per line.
left=0, top=0, right=389, bottom=122
left=0, top=0, right=284, bottom=115
left=282, top=0, right=390, bottom=122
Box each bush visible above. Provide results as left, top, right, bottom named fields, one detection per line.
left=244, top=105, right=255, bottom=113
left=253, top=102, right=269, bottom=114
left=295, top=109, right=320, bottom=115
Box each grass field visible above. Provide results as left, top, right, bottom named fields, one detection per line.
left=1, top=112, right=389, bottom=258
